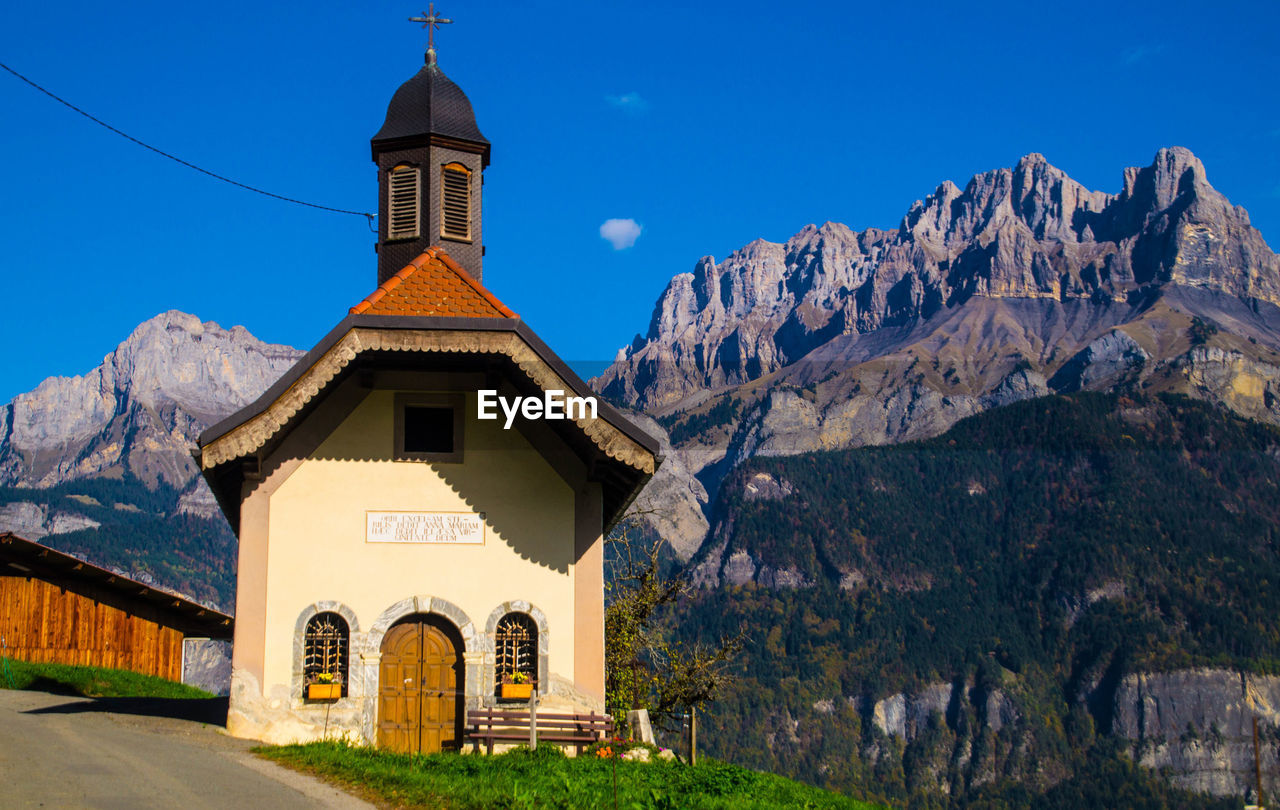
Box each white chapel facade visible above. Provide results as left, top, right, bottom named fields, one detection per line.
left=197, top=41, right=658, bottom=751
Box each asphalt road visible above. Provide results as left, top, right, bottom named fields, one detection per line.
left=0, top=689, right=377, bottom=809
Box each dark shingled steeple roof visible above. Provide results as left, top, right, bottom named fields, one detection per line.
left=371, top=51, right=489, bottom=165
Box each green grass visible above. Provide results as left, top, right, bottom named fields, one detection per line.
left=0, top=658, right=214, bottom=699
left=256, top=741, right=886, bottom=809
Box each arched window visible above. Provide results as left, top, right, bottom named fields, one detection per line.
left=303, top=612, right=349, bottom=696
left=387, top=164, right=420, bottom=240
left=440, top=162, right=471, bottom=241
left=494, top=612, right=537, bottom=691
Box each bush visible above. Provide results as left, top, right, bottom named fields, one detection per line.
left=497, top=743, right=566, bottom=761
left=1190, top=316, right=1219, bottom=345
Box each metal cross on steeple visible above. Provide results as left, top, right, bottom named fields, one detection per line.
left=409, top=4, right=453, bottom=52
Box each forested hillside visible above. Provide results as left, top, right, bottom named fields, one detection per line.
left=676, top=393, right=1280, bottom=806
left=0, top=476, right=236, bottom=609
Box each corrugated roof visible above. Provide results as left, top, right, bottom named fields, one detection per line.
left=350, top=247, right=517, bottom=318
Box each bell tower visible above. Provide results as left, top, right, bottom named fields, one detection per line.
left=372, top=9, right=490, bottom=284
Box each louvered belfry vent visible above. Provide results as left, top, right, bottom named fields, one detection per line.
left=387, top=165, right=421, bottom=240
left=440, top=163, right=471, bottom=241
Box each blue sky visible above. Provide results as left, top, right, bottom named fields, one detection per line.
left=1, top=0, right=1278, bottom=404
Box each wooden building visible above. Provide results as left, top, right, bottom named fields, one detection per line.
left=0, top=532, right=233, bottom=682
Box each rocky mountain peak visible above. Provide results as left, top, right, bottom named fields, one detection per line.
left=1122, top=145, right=1208, bottom=211
left=98, top=310, right=296, bottom=421
left=0, top=311, right=302, bottom=489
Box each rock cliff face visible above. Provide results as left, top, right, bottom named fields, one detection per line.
left=1112, top=669, right=1280, bottom=797
left=0, top=501, right=100, bottom=539
left=801, top=669, right=1279, bottom=799
left=0, top=311, right=302, bottom=513
left=615, top=413, right=709, bottom=560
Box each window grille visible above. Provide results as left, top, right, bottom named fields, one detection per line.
left=494, top=612, right=537, bottom=692
left=303, top=612, right=349, bottom=696
left=440, top=163, right=471, bottom=240
left=387, top=165, right=420, bottom=240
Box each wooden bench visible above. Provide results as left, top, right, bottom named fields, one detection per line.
left=465, top=708, right=614, bottom=755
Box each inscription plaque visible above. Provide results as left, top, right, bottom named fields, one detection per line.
left=366, top=511, right=485, bottom=544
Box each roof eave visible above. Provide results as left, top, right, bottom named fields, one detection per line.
left=370, top=133, right=492, bottom=167
left=198, top=315, right=658, bottom=456
left=196, top=315, right=660, bottom=535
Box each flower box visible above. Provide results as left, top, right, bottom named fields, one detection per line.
left=500, top=682, right=533, bottom=700
left=307, top=682, right=342, bottom=700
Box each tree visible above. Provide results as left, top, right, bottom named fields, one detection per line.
left=1189, top=316, right=1219, bottom=345
left=604, top=515, right=744, bottom=728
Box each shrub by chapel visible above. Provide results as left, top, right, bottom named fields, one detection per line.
left=197, top=35, right=658, bottom=752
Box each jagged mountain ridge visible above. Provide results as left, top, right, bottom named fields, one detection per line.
left=597, top=147, right=1280, bottom=412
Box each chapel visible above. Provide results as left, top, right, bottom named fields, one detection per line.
left=197, top=30, right=658, bottom=751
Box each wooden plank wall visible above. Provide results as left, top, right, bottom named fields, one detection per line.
left=0, top=575, right=184, bottom=681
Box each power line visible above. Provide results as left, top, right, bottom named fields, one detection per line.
left=0, top=60, right=376, bottom=224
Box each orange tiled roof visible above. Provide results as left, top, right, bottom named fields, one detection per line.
left=350, top=248, right=517, bottom=318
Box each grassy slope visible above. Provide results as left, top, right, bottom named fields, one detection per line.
left=0, top=659, right=213, bottom=699
left=258, top=742, right=885, bottom=810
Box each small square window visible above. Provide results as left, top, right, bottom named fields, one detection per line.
left=404, top=406, right=453, bottom=453
left=394, top=394, right=464, bottom=463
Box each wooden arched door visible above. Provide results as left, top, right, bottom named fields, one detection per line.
left=377, top=616, right=463, bottom=754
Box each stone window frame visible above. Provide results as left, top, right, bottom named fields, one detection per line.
left=394, top=392, right=465, bottom=464
left=483, top=601, right=549, bottom=704
left=292, top=601, right=360, bottom=705
left=493, top=612, right=538, bottom=694
left=303, top=612, right=350, bottom=697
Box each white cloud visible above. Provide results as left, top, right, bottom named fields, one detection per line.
left=600, top=218, right=642, bottom=250
left=605, top=92, right=648, bottom=113
left=1123, top=44, right=1164, bottom=65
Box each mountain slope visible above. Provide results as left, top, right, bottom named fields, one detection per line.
left=595, top=148, right=1280, bottom=559
left=679, top=392, right=1280, bottom=804
left=0, top=312, right=302, bottom=607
